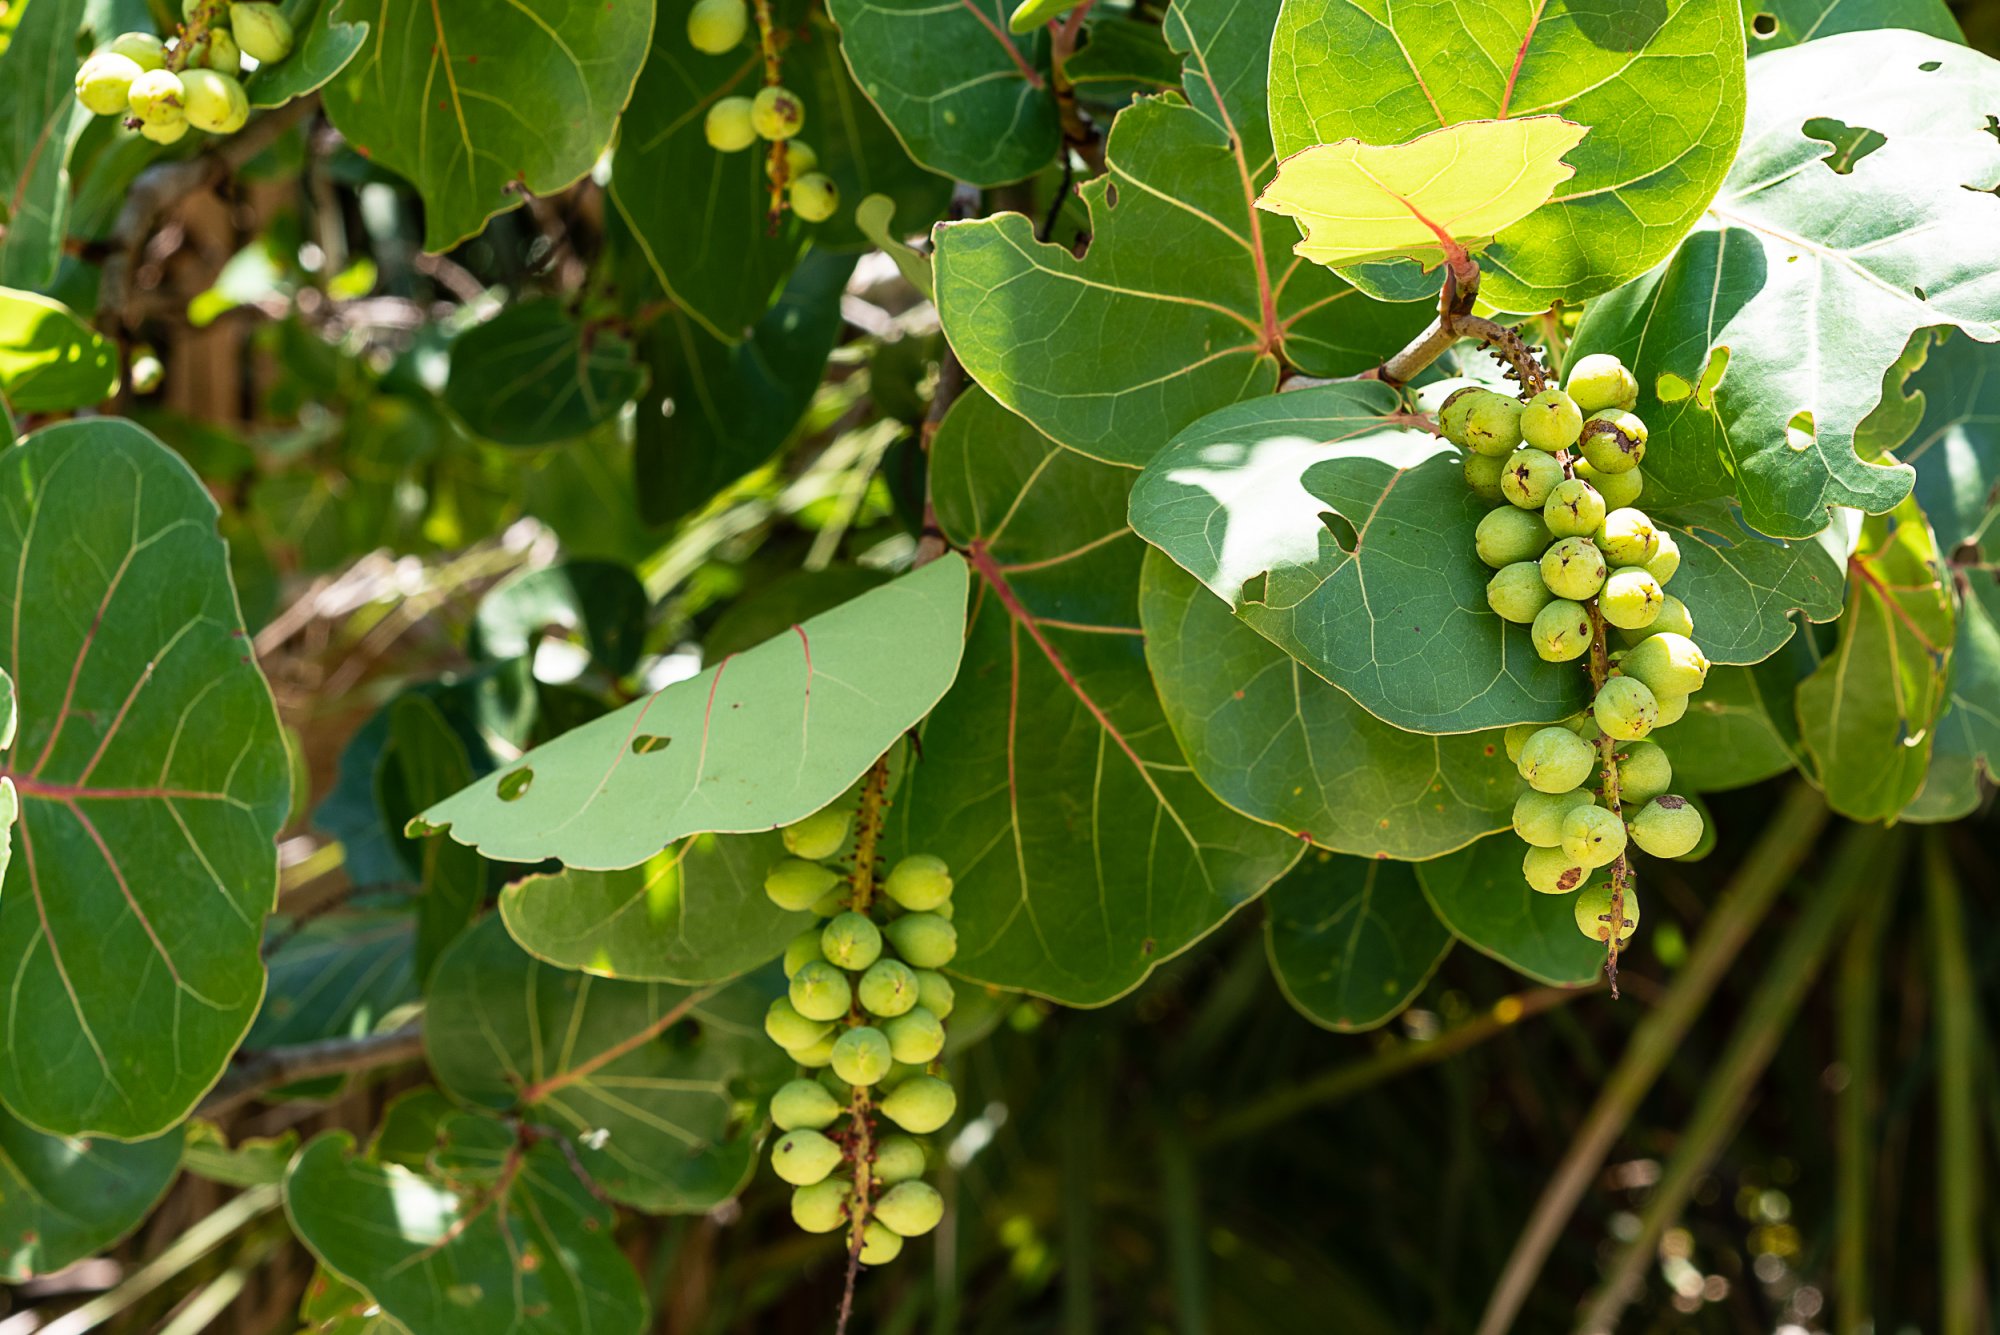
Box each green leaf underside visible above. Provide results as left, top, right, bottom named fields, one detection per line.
left=1415, top=835, right=1603, bottom=986
left=0, top=288, right=117, bottom=415
left=1570, top=31, right=2000, bottom=540
left=247, top=909, right=417, bottom=1049
left=418, top=554, right=967, bottom=869
left=1139, top=550, right=1516, bottom=856
left=1268, top=0, right=1747, bottom=312
left=321, top=0, right=653, bottom=252
left=933, top=0, right=1429, bottom=468
left=827, top=0, right=1058, bottom=187
left=1265, top=853, right=1451, bottom=1031
left=0, top=1108, right=180, bottom=1281
left=0, top=420, right=290, bottom=1140
left=0, top=0, right=89, bottom=290
left=247, top=0, right=370, bottom=109
left=444, top=303, right=648, bottom=448
left=287, top=1091, right=647, bottom=1335
left=426, top=918, right=789, bottom=1213
left=1907, top=575, right=2000, bottom=820
left=1738, top=0, right=1961, bottom=50
left=896, top=389, right=1300, bottom=1005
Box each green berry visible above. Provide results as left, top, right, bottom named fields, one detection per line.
left=858, top=958, right=920, bottom=1017
left=108, top=32, right=166, bottom=70
left=1520, top=388, right=1583, bottom=452
left=1599, top=567, right=1664, bottom=630
left=884, top=1007, right=945, bottom=1065
left=791, top=1178, right=852, bottom=1233
left=821, top=911, right=883, bottom=970
left=873, top=1135, right=927, bottom=1184
left=1438, top=386, right=1481, bottom=445
left=752, top=84, right=805, bottom=140
left=1503, top=722, right=1540, bottom=764
left=765, top=998, right=833, bottom=1052
left=783, top=928, right=825, bottom=978
left=830, top=1026, right=893, bottom=1086
left=1512, top=786, right=1595, bottom=847
left=1653, top=690, right=1689, bottom=727
left=765, top=139, right=818, bottom=182
left=1475, top=505, right=1550, bottom=568
left=782, top=807, right=851, bottom=860
left=1620, top=632, right=1709, bottom=697
left=1565, top=353, right=1639, bottom=413
left=884, top=913, right=957, bottom=969
left=140, top=119, right=189, bottom=144
left=687, top=0, right=748, bottom=52
left=1628, top=794, right=1704, bottom=857
left=1539, top=536, right=1606, bottom=601
left=1574, top=883, right=1638, bottom=942
left=75, top=52, right=143, bottom=115
left=1577, top=460, right=1643, bottom=509
left=1543, top=478, right=1606, bottom=539
left=874, top=1181, right=944, bottom=1238
left=790, top=960, right=854, bottom=1023
left=880, top=1075, right=956, bottom=1134
left=1645, top=531, right=1681, bottom=585
left=1593, top=675, right=1659, bottom=741
left=914, top=970, right=955, bottom=1019
left=1596, top=508, right=1660, bottom=567
left=1617, top=594, right=1693, bottom=647
left=791, top=1032, right=837, bottom=1068
left=771, top=1078, right=844, bottom=1131
left=126, top=68, right=187, bottom=129
left=789, top=172, right=839, bottom=223
left=1501, top=449, right=1564, bottom=509
left=197, top=26, right=241, bottom=74
left=884, top=854, right=953, bottom=911
left=1524, top=844, right=1590, bottom=895
left=860, top=1221, right=904, bottom=1264
left=1577, top=410, right=1646, bottom=474
left=1487, top=562, right=1553, bottom=624
left=180, top=67, right=247, bottom=133
left=1560, top=804, right=1627, bottom=868
left=230, top=3, right=295, bottom=62
left=765, top=857, right=839, bottom=911
left=1464, top=452, right=1507, bottom=502
left=771, top=1129, right=843, bottom=1186
left=1565, top=712, right=1604, bottom=743
left=1463, top=392, right=1524, bottom=456
left=1617, top=740, right=1673, bottom=804
left=1517, top=726, right=1596, bottom=794
left=1531, top=599, right=1594, bottom=663
left=705, top=96, right=758, bottom=151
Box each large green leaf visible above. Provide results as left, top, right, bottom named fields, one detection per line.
left=1128, top=386, right=1842, bottom=733
left=248, top=909, right=417, bottom=1048
left=287, top=1091, right=648, bottom=1335
left=426, top=917, right=789, bottom=1213
left=246, top=0, right=370, bottom=109
left=416, top=555, right=967, bottom=869
left=1140, top=550, right=1515, bottom=856
left=0, top=1109, right=180, bottom=1281
left=382, top=696, right=483, bottom=978
left=895, top=390, right=1300, bottom=1005
left=500, top=831, right=805, bottom=983
left=0, top=288, right=117, bottom=416
left=1569, top=31, right=2000, bottom=540
left=1265, top=853, right=1450, bottom=1032
left=827, top=0, right=1057, bottom=187
left=0, top=0, right=88, bottom=290
left=1907, top=575, right=1999, bottom=821
left=1416, top=836, right=1603, bottom=987
left=320, top=0, right=653, bottom=251
left=932, top=0, right=1427, bottom=468
left=444, top=303, right=648, bottom=448
left=1899, top=331, right=1998, bottom=556
left=1739, top=0, right=1959, bottom=49
left=0, top=420, right=290, bottom=1139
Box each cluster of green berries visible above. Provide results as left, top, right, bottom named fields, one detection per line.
left=74, top=2, right=294, bottom=144
left=761, top=804, right=959, bottom=1264
left=1443, top=353, right=1709, bottom=944
left=687, top=0, right=840, bottom=224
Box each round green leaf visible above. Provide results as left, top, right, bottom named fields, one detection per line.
left=0, top=289, right=117, bottom=416
left=444, top=303, right=648, bottom=448
left=0, top=1108, right=180, bottom=1281
left=246, top=0, right=370, bottom=110
left=1415, top=836, right=1603, bottom=986
left=1738, top=0, right=1959, bottom=49
left=1265, top=852, right=1451, bottom=1032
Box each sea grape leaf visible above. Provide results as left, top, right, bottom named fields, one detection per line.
left=932, top=0, right=1429, bottom=468
left=1738, top=0, right=1960, bottom=49
left=1264, top=852, right=1451, bottom=1032
left=1064, top=15, right=1184, bottom=95
left=297, top=1268, right=396, bottom=1334
left=1898, top=331, right=1999, bottom=556
left=1415, top=835, right=1603, bottom=986
left=443, top=303, right=648, bottom=448
left=320, top=0, right=652, bottom=252
left=1658, top=500, right=1846, bottom=663
left=470, top=560, right=651, bottom=681
left=0, top=288, right=118, bottom=415
left=0, top=1109, right=180, bottom=1281
left=1269, top=0, right=1746, bottom=313
left=286, top=1091, right=648, bottom=1335
left=1258, top=116, right=1588, bottom=272
left=415, top=554, right=967, bottom=869
left=1139, top=551, right=1515, bottom=856
left=827, top=0, right=1058, bottom=187
left=0, top=419, right=290, bottom=1139
left=1656, top=665, right=1802, bottom=792
left=1568, top=31, right=2000, bottom=540
left=894, top=389, right=1300, bottom=1005
left=382, top=697, right=483, bottom=978
left=246, top=0, right=370, bottom=109
left=1906, top=574, right=2000, bottom=821
left=0, top=0, right=89, bottom=290
left=500, top=831, right=806, bottom=983
left=248, top=909, right=418, bottom=1049
left=426, top=917, right=789, bottom=1213
left=1797, top=499, right=1955, bottom=820
left=182, top=1120, right=298, bottom=1188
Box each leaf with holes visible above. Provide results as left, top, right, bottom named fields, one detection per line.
left=891, top=390, right=1300, bottom=1005
left=1129, top=385, right=1846, bottom=733
left=932, top=0, right=1429, bottom=468
left=0, top=288, right=117, bottom=416
left=425, top=917, right=790, bottom=1213
left=287, top=1090, right=648, bottom=1335
left=1416, top=835, right=1603, bottom=986
left=0, top=0, right=89, bottom=290
left=1797, top=499, right=1955, bottom=820
left=320, top=0, right=653, bottom=252
left=1269, top=0, right=1745, bottom=312
left=0, top=1107, right=180, bottom=1280
left=1570, top=31, right=2000, bottom=539
left=246, top=0, right=371, bottom=109
left=1140, top=550, right=1516, bottom=856
left=1737, top=0, right=1960, bottom=49
left=0, top=419, right=290, bottom=1139
left=444, top=303, right=648, bottom=448
left=415, top=554, right=966, bottom=870
left=1258, top=115, right=1588, bottom=272
left=1265, top=853, right=1451, bottom=1032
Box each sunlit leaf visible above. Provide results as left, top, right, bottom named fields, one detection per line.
left=0, top=288, right=117, bottom=416
left=0, top=0, right=89, bottom=290
left=246, top=0, right=370, bottom=109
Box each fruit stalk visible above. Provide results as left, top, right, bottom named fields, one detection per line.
left=750, top=0, right=788, bottom=229
left=846, top=752, right=892, bottom=912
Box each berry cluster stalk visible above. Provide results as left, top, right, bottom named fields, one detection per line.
left=749, top=0, right=789, bottom=229
left=834, top=751, right=893, bottom=1333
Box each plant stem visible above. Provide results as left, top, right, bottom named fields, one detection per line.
left=1925, top=831, right=1987, bottom=1335
left=196, top=1023, right=425, bottom=1117
left=750, top=0, right=788, bottom=230
left=835, top=751, right=895, bottom=1332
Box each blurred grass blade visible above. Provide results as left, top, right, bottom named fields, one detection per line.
left=1926, top=832, right=1988, bottom=1335
left=1835, top=870, right=1893, bottom=1335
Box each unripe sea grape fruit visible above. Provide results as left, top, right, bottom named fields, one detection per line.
left=1599, top=566, right=1664, bottom=630
left=231, top=2, right=296, bottom=62
left=766, top=139, right=818, bottom=182
left=783, top=928, right=825, bottom=978
left=199, top=26, right=242, bottom=73
left=1487, top=561, right=1553, bottom=624
left=771, top=1129, right=843, bottom=1186
left=766, top=857, right=839, bottom=911
left=790, top=1178, right=852, bottom=1233
left=1540, top=536, right=1607, bottom=601
left=884, top=854, right=953, bottom=911
left=880, top=1075, right=957, bottom=1133
left=706, top=96, right=758, bottom=151
left=1464, top=452, right=1507, bottom=502
left=76, top=52, right=143, bottom=115
left=873, top=1135, right=928, bottom=1184
left=140, top=118, right=189, bottom=143
left=1617, top=740, right=1673, bottom=804
left=914, top=970, right=955, bottom=1019
left=875, top=1181, right=945, bottom=1238
left=1464, top=392, right=1524, bottom=455
left=831, top=1026, right=894, bottom=1085
left=1652, top=690, right=1689, bottom=727
left=1513, top=786, right=1595, bottom=847
left=109, top=31, right=167, bottom=70
left=1629, top=795, right=1704, bottom=857
left=1577, top=460, right=1643, bottom=510
left=821, top=911, right=883, bottom=970
left=1593, top=675, right=1659, bottom=740
left=783, top=807, right=850, bottom=860
left=1524, top=844, right=1589, bottom=895
left=790, top=960, right=854, bottom=1022
left=885, top=913, right=957, bottom=968
left=1520, top=388, right=1584, bottom=452
left=1566, top=712, right=1604, bottom=742
left=1501, top=449, right=1564, bottom=509
left=1620, top=632, right=1709, bottom=697
left=1596, top=508, right=1660, bottom=566
left=1544, top=478, right=1606, bottom=539
left=1560, top=804, right=1627, bottom=868
left=790, top=172, right=840, bottom=223
left=1645, top=531, right=1681, bottom=585
left=1438, top=386, right=1481, bottom=445
left=766, top=997, right=834, bottom=1051
left=771, top=1078, right=844, bottom=1130
left=1574, top=883, right=1638, bottom=942
left=752, top=84, right=805, bottom=139
left=1577, top=410, right=1646, bottom=474
left=860, top=1221, right=905, bottom=1264
left=1518, top=726, right=1596, bottom=793
left=858, top=958, right=920, bottom=1017
left=1531, top=599, right=1594, bottom=664
left=180, top=68, right=247, bottom=133
left=1651, top=595, right=1696, bottom=642
left=687, top=0, right=748, bottom=52
left=127, top=69, right=187, bottom=128
left=1504, top=722, right=1540, bottom=764
left=1565, top=353, right=1639, bottom=413
left=884, top=1007, right=946, bottom=1064
left=791, top=1032, right=837, bottom=1067
left=1474, top=505, right=1550, bottom=568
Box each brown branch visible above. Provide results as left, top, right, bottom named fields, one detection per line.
left=196, top=1023, right=424, bottom=1117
